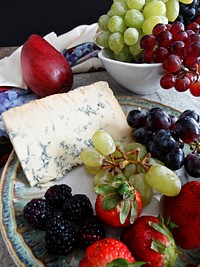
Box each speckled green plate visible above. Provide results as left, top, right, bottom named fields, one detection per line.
left=0, top=97, right=199, bottom=267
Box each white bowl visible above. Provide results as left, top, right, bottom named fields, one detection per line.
left=98, top=49, right=164, bottom=95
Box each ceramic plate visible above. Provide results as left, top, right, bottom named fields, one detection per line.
left=0, top=97, right=199, bottom=267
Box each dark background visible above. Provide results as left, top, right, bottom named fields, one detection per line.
left=0, top=0, right=113, bottom=47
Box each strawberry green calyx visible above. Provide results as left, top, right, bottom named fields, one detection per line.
left=107, top=258, right=146, bottom=267
left=95, top=180, right=139, bottom=224
left=149, top=215, right=179, bottom=267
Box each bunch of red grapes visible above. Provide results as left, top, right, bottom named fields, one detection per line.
left=140, top=17, right=200, bottom=96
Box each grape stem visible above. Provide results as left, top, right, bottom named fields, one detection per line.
left=177, top=64, right=199, bottom=80
left=189, top=140, right=200, bottom=153
left=101, top=146, right=152, bottom=173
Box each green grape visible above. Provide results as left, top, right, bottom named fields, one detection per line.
left=143, top=1, right=166, bottom=18
left=125, top=142, right=147, bottom=160
left=113, top=0, right=128, bottom=3
left=124, top=27, right=139, bottom=46
left=146, top=157, right=164, bottom=166
left=108, top=15, right=127, bottom=33
left=179, top=0, right=193, bottom=3
left=92, top=130, right=116, bottom=156
left=93, top=170, right=111, bottom=187
left=142, top=16, right=163, bottom=34
left=129, top=42, right=142, bottom=57
left=109, top=32, right=124, bottom=53
left=123, top=163, right=138, bottom=179
left=98, top=14, right=110, bottom=31
left=96, top=31, right=111, bottom=47
left=129, top=173, right=153, bottom=207
left=114, top=45, right=132, bottom=62
left=160, top=15, right=168, bottom=24
left=127, top=0, right=145, bottom=10
left=107, top=9, right=115, bottom=17
left=145, top=164, right=181, bottom=196
left=111, top=2, right=128, bottom=17
left=84, top=164, right=100, bottom=175
left=165, top=0, right=180, bottom=22
left=80, top=147, right=103, bottom=167
left=129, top=34, right=143, bottom=59
left=144, top=0, right=157, bottom=5
left=124, top=9, right=144, bottom=30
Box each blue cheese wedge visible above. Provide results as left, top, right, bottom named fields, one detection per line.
left=2, top=81, right=132, bottom=186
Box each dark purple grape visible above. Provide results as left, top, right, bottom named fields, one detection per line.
left=127, top=109, right=147, bottom=129
left=168, top=114, right=178, bottom=130
left=147, top=141, right=166, bottom=162
left=176, top=0, right=200, bottom=26
left=179, top=109, right=200, bottom=123
left=132, top=127, right=154, bottom=145
left=184, top=153, right=200, bottom=178
left=152, top=129, right=177, bottom=153
left=165, top=146, right=185, bottom=170
left=146, top=107, right=171, bottom=132
left=174, top=116, right=200, bottom=143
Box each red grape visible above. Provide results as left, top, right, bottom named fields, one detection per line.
left=141, top=49, right=154, bottom=63
left=153, top=47, right=169, bottom=62
left=152, top=23, right=168, bottom=37
left=174, top=76, right=190, bottom=92
left=173, top=30, right=188, bottom=42
left=156, top=30, right=173, bottom=48
left=190, top=81, right=200, bottom=97
left=170, top=21, right=185, bottom=36
left=170, top=41, right=185, bottom=57
left=186, top=22, right=200, bottom=33
left=187, top=41, right=200, bottom=59
left=163, top=54, right=182, bottom=73
left=140, top=34, right=156, bottom=50
left=160, top=73, right=176, bottom=89
left=141, top=20, right=200, bottom=96
left=186, top=29, right=196, bottom=37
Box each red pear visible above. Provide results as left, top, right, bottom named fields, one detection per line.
left=20, top=34, right=73, bottom=97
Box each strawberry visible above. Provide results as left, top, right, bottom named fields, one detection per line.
left=163, top=181, right=200, bottom=250
left=120, top=215, right=178, bottom=267
left=79, top=237, right=144, bottom=267
left=95, top=180, right=142, bottom=228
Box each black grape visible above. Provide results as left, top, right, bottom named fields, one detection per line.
left=165, top=146, right=185, bottom=170
left=184, top=153, right=200, bottom=178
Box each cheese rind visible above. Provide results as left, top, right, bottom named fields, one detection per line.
left=2, top=81, right=132, bottom=186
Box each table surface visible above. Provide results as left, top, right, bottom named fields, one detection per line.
left=0, top=46, right=199, bottom=267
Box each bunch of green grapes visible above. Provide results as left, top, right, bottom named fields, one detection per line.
left=96, top=0, right=193, bottom=62
left=80, top=130, right=181, bottom=207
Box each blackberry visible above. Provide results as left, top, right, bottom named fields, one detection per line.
left=77, top=215, right=106, bottom=249
left=62, top=194, right=93, bottom=222
left=45, top=214, right=77, bottom=255
left=23, top=198, right=53, bottom=230
left=45, top=184, right=72, bottom=207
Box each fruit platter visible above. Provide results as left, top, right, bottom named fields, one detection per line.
left=0, top=0, right=200, bottom=266
left=1, top=92, right=200, bottom=267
